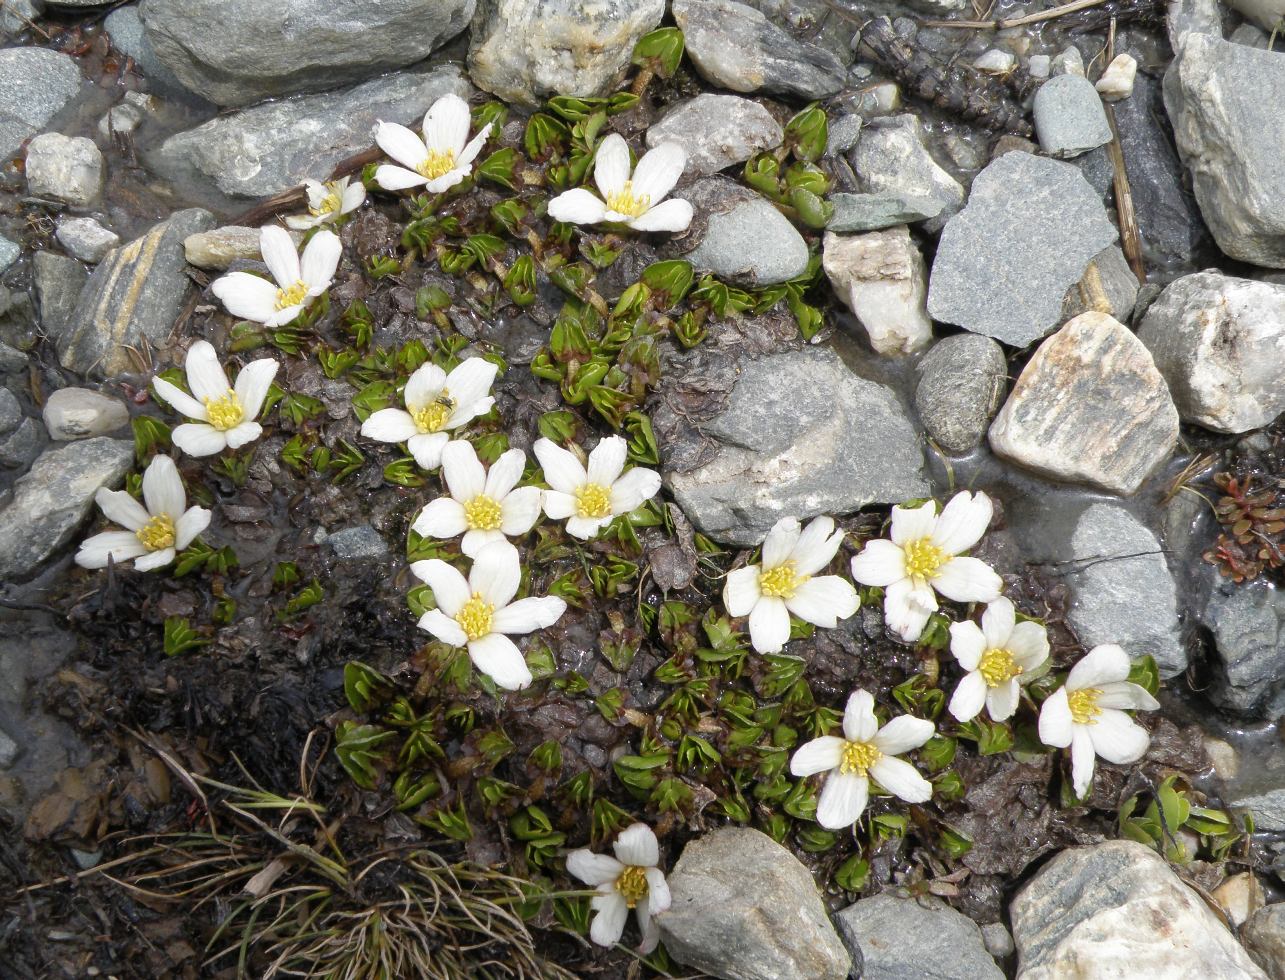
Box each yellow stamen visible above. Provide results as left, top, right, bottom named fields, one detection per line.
left=309, top=182, right=343, bottom=217
left=456, top=593, right=494, bottom=641
left=759, top=560, right=804, bottom=599
left=1068, top=688, right=1102, bottom=725
left=204, top=391, right=244, bottom=431
left=464, top=495, right=503, bottom=531
left=903, top=537, right=946, bottom=582
left=606, top=180, right=651, bottom=219
left=136, top=514, right=176, bottom=552
left=978, top=647, right=1022, bottom=688
left=411, top=391, right=454, bottom=434
left=275, top=280, right=309, bottom=310
left=417, top=149, right=457, bottom=180
left=615, top=865, right=649, bottom=909
left=575, top=482, right=612, bottom=519
left=839, top=740, right=882, bottom=776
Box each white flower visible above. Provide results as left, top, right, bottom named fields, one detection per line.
left=534, top=435, right=661, bottom=540
left=151, top=340, right=279, bottom=458
left=947, top=597, right=1049, bottom=723
left=790, top=689, right=935, bottom=829
left=210, top=225, right=341, bottom=328
left=285, top=177, right=366, bottom=230
left=374, top=93, right=492, bottom=193
left=1038, top=644, right=1159, bottom=798
left=359, top=358, right=498, bottom=471
left=723, top=515, right=860, bottom=654
left=411, top=541, right=566, bottom=690
left=412, top=440, right=542, bottom=557
left=849, top=491, right=1003, bottom=643
left=76, top=455, right=210, bottom=572
left=547, top=133, right=693, bottom=233
left=566, top=823, right=671, bottom=953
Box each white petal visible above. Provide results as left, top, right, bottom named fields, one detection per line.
left=374, top=164, right=430, bottom=191
left=1067, top=644, right=1132, bottom=691
left=930, top=490, right=993, bottom=555
left=932, top=556, right=1002, bottom=603
left=791, top=516, right=845, bottom=576
left=949, top=670, right=987, bottom=722
left=869, top=756, right=932, bottom=804
left=850, top=539, right=907, bottom=587
left=644, top=867, right=670, bottom=914
left=542, top=489, right=577, bottom=520
left=229, top=359, right=277, bottom=421
left=547, top=188, right=609, bottom=225
left=747, top=595, right=790, bottom=653
left=95, top=487, right=150, bottom=531
left=75, top=530, right=149, bottom=569
left=723, top=565, right=762, bottom=618
left=613, top=823, right=659, bottom=868
left=151, top=376, right=207, bottom=421
left=184, top=341, right=231, bottom=402
left=418, top=608, right=468, bottom=646
left=608, top=466, right=661, bottom=515
left=456, top=123, right=492, bottom=168
left=587, top=435, right=628, bottom=488
left=534, top=438, right=587, bottom=494
left=467, top=632, right=532, bottom=690
left=761, top=516, right=801, bottom=570
left=816, top=772, right=869, bottom=829
left=363, top=408, right=419, bottom=443
left=985, top=679, right=1020, bottom=722
left=285, top=213, right=324, bottom=231
left=412, top=497, right=469, bottom=539
left=1087, top=709, right=1151, bottom=764
left=441, top=439, right=485, bottom=501
left=341, top=180, right=367, bottom=212
left=889, top=500, right=937, bottom=546
left=784, top=576, right=859, bottom=628
left=1095, top=681, right=1160, bottom=712
left=133, top=548, right=175, bottom=572
left=264, top=303, right=303, bottom=328
left=589, top=892, right=628, bottom=947
left=403, top=362, right=447, bottom=412
left=171, top=423, right=228, bottom=457
left=565, top=515, right=608, bottom=539
left=789, top=735, right=844, bottom=777
left=593, top=133, right=632, bottom=198
left=630, top=142, right=685, bottom=204
left=566, top=851, right=623, bottom=887
left=375, top=120, right=428, bottom=170
left=408, top=432, right=450, bottom=470
left=224, top=421, right=262, bottom=450
left=409, top=558, right=470, bottom=616
left=980, top=597, right=1015, bottom=649
left=949, top=620, right=985, bottom=671
left=1070, top=726, right=1097, bottom=798
left=445, top=394, right=493, bottom=431
left=491, top=596, right=566, bottom=635
left=142, top=454, right=185, bottom=519
left=873, top=715, right=934, bottom=755
left=1038, top=688, right=1073, bottom=748
left=174, top=506, right=211, bottom=550
left=485, top=448, right=527, bottom=500
left=1008, top=620, right=1051, bottom=671
left=636, top=900, right=660, bottom=954
left=423, top=168, right=469, bottom=194
left=423, top=92, right=470, bottom=155
left=300, top=229, right=341, bottom=293
left=443, top=357, right=499, bottom=411
left=259, top=225, right=300, bottom=288
left=883, top=577, right=935, bottom=642
left=842, top=689, right=879, bottom=742
left=627, top=198, right=694, bottom=233
left=498, top=487, right=542, bottom=537
left=469, top=540, right=522, bottom=609
left=461, top=528, right=504, bottom=557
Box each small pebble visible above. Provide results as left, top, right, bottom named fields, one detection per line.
left=1052, top=44, right=1085, bottom=77
left=1028, top=54, right=1051, bottom=79
left=974, top=48, right=1016, bottom=74
left=1095, top=53, right=1138, bottom=101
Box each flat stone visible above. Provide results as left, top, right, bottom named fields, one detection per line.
left=103, top=5, right=187, bottom=94
left=676, top=178, right=808, bottom=287
left=141, top=0, right=474, bottom=107
left=1229, top=786, right=1285, bottom=832
left=659, top=826, right=851, bottom=980
left=673, top=0, right=846, bottom=100
left=665, top=347, right=929, bottom=546
left=1061, top=246, right=1139, bottom=323
left=988, top=312, right=1178, bottom=494
left=1011, top=841, right=1268, bottom=979
left=835, top=893, right=1003, bottom=980
left=827, top=192, right=944, bottom=233
left=1165, top=33, right=1285, bottom=267
left=0, top=48, right=83, bottom=158
left=823, top=227, right=931, bottom=355
left=0, top=436, right=133, bottom=580
left=646, top=94, right=783, bottom=177
left=469, top=0, right=663, bottom=107
left=25, top=133, right=103, bottom=206
left=0, top=342, right=25, bottom=376
left=42, top=387, right=130, bottom=440
left=55, top=217, right=120, bottom=263
left=1033, top=74, right=1113, bottom=158
left=914, top=333, right=1008, bottom=455
left=0, top=416, right=44, bottom=468
left=0, top=235, right=18, bottom=274
left=59, top=208, right=215, bottom=378
left=0, top=389, right=19, bottom=434
left=1225, top=0, right=1285, bottom=29
left=184, top=225, right=303, bottom=270
left=826, top=114, right=862, bottom=157
left=929, top=152, right=1119, bottom=347
left=1201, top=579, right=1285, bottom=715
left=1243, top=904, right=1285, bottom=979
left=33, top=251, right=88, bottom=340
left=326, top=524, right=388, bottom=560
left=849, top=114, right=964, bottom=233
left=1138, top=271, right=1285, bottom=433
left=152, top=65, right=470, bottom=200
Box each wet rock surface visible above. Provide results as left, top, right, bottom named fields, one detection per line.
left=0, top=47, right=82, bottom=158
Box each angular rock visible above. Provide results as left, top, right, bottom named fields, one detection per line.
left=0, top=0, right=38, bottom=39
left=1061, top=246, right=1139, bottom=323
left=0, top=416, right=43, bottom=468
left=0, top=234, right=18, bottom=274
left=827, top=191, right=944, bottom=233
left=184, top=225, right=302, bottom=270
left=152, top=65, right=470, bottom=200
left=915, top=333, right=1007, bottom=455
left=103, top=5, right=186, bottom=94
left=0, top=342, right=25, bottom=376
left=25, top=133, right=103, bottom=206
left=659, top=827, right=851, bottom=980
left=33, top=251, right=88, bottom=339
left=1138, top=271, right=1285, bottom=433
left=56, top=217, right=120, bottom=264
left=645, top=94, right=783, bottom=178
left=823, top=227, right=931, bottom=355
left=469, top=0, right=662, bottom=107
left=673, top=0, right=846, bottom=100
left=1225, top=0, right=1285, bottom=30
left=1033, top=74, right=1113, bottom=158
left=59, top=208, right=214, bottom=378
left=1167, top=0, right=1224, bottom=48
left=675, top=178, right=809, bottom=287
left=1165, top=34, right=1285, bottom=267
left=665, top=347, right=929, bottom=546
left=0, top=388, right=19, bottom=434
left=1011, top=841, right=1268, bottom=979
left=835, top=893, right=1003, bottom=980
left=1229, top=785, right=1285, bottom=832
left=929, top=152, right=1119, bottom=347
left=141, top=0, right=474, bottom=107
left=849, top=115, right=964, bottom=232
left=326, top=524, right=389, bottom=561
left=1243, top=904, right=1285, bottom=980
left=1097, top=53, right=1138, bottom=101
left=42, top=387, right=130, bottom=440
left=826, top=114, right=862, bottom=157
left=1202, top=579, right=1285, bottom=714
left=989, top=312, right=1178, bottom=494
left=0, top=437, right=133, bottom=580
left=0, top=48, right=83, bottom=158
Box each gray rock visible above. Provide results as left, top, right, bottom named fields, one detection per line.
left=646, top=94, right=783, bottom=177
left=1167, top=0, right=1224, bottom=49
left=0, top=235, right=18, bottom=274
left=835, top=893, right=1003, bottom=980
left=184, top=225, right=303, bottom=270
left=153, top=65, right=470, bottom=200
left=103, top=5, right=187, bottom=94
left=0, top=388, right=21, bottom=434
left=673, top=0, right=846, bottom=100
left=928, top=152, right=1119, bottom=347
left=826, top=114, right=862, bottom=157
left=981, top=922, right=1015, bottom=960
left=1243, top=903, right=1285, bottom=980
left=1202, top=579, right=1285, bottom=714
left=665, top=347, right=929, bottom=546
left=823, top=227, right=932, bottom=355
left=1012, top=841, right=1267, bottom=979
left=0, top=48, right=83, bottom=158
left=1137, top=271, right=1285, bottom=433
left=25, top=133, right=103, bottom=206
left=326, top=524, right=388, bottom=560
left=0, top=416, right=43, bottom=468
left=676, top=178, right=809, bottom=287
left=989, top=312, right=1179, bottom=495
left=42, top=387, right=130, bottom=440
left=59, top=208, right=214, bottom=378
left=1225, top=0, right=1285, bottom=30
left=99, top=98, right=148, bottom=140
left=141, top=0, right=474, bottom=108
left=1230, top=786, right=1285, bottom=832
left=55, top=218, right=120, bottom=263
left=849, top=115, right=964, bottom=233
left=1165, top=34, right=1285, bottom=267
left=827, top=192, right=944, bottom=233
left=0, top=727, right=16, bottom=769
left=469, top=0, right=662, bottom=107
left=914, top=334, right=1007, bottom=455
left=33, top=251, right=88, bottom=339
left=0, top=342, right=25, bottom=376
left=0, top=437, right=132, bottom=580
left=659, top=826, right=851, bottom=980
left=1033, top=74, right=1113, bottom=158
left=1051, top=44, right=1086, bottom=77
left=0, top=0, right=38, bottom=39
left=1073, top=144, right=1117, bottom=203
left=1061, top=246, right=1139, bottom=323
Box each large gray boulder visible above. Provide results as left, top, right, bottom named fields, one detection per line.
left=139, top=0, right=474, bottom=107
left=835, top=893, right=1003, bottom=980
left=0, top=48, right=83, bottom=158
left=645, top=94, right=783, bottom=178
left=675, top=178, right=809, bottom=288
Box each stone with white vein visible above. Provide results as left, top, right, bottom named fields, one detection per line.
left=823, top=227, right=931, bottom=355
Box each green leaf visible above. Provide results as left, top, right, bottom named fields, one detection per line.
left=1127, top=654, right=1160, bottom=697
left=163, top=616, right=207, bottom=657
left=640, top=259, right=695, bottom=308
left=282, top=579, right=324, bottom=617
left=504, top=254, right=538, bottom=306
left=132, top=415, right=172, bottom=463
left=476, top=146, right=519, bottom=190
left=383, top=457, right=426, bottom=487
left=334, top=721, right=396, bottom=790
left=835, top=854, right=870, bottom=892
left=524, top=112, right=569, bottom=160
left=784, top=103, right=828, bottom=162
left=631, top=26, right=685, bottom=77
left=344, top=662, right=393, bottom=713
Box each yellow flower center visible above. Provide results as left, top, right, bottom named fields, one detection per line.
left=606, top=180, right=651, bottom=219
left=417, top=149, right=457, bottom=180
left=615, top=865, right=649, bottom=909
left=204, top=391, right=244, bottom=431
left=136, top=514, right=176, bottom=552
left=275, top=279, right=309, bottom=310
left=456, top=593, right=494, bottom=641
left=978, top=647, right=1022, bottom=688
left=759, top=561, right=804, bottom=599
left=309, top=183, right=343, bottom=217
left=839, top=739, right=882, bottom=776
left=903, top=537, right=946, bottom=582
left=463, top=494, right=503, bottom=531
left=411, top=391, right=454, bottom=434
left=1067, top=688, right=1103, bottom=725
left=575, top=482, right=612, bottom=519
